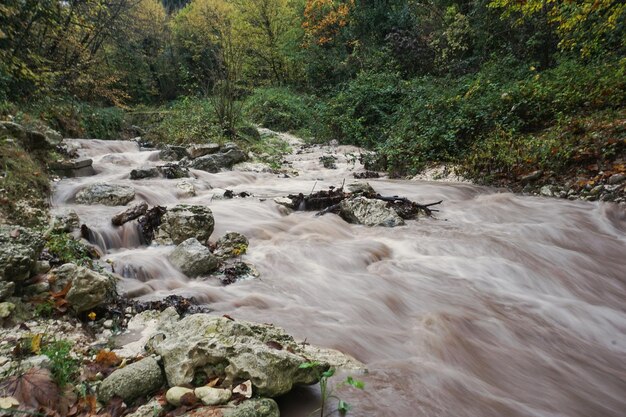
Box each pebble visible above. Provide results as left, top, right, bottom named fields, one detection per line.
left=166, top=387, right=194, bottom=406
left=103, top=319, right=114, bottom=329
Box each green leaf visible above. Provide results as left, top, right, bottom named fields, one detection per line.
left=345, top=376, right=365, bottom=390
left=322, top=368, right=335, bottom=378
left=338, top=399, right=351, bottom=415
left=299, top=361, right=320, bottom=369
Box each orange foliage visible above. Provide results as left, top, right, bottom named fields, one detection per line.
left=303, top=0, right=354, bottom=46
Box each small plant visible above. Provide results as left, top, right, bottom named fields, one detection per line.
left=41, top=339, right=79, bottom=387
left=45, top=232, right=93, bottom=267
left=319, top=155, right=337, bottom=169
left=299, top=361, right=365, bottom=417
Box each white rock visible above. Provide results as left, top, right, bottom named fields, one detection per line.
left=166, top=386, right=194, bottom=407
left=194, top=386, right=231, bottom=406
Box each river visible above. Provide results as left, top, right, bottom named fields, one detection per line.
left=51, top=134, right=626, bottom=417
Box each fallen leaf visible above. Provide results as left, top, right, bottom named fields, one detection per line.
left=265, top=341, right=283, bottom=350
left=9, top=229, right=20, bottom=238
left=205, top=377, right=220, bottom=388
left=102, top=396, right=126, bottom=417
left=95, top=350, right=121, bottom=367
left=31, top=334, right=43, bottom=354
left=0, top=368, right=61, bottom=413
left=232, top=380, right=252, bottom=398
left=0, top=396, right=19, bottom=408
left=179, top=392, right=199, bottom=406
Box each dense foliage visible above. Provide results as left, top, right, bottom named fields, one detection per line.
left=1, top=0, right=624, bottom=179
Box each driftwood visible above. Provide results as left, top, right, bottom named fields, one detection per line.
left=283, top=182, right=442, bottom=219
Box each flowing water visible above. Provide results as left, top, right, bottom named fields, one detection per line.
left=52, top=135, right=626, bottom=417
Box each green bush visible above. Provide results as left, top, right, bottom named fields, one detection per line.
left=42, top=339, right=79, bottom=387
left=244, top=87, right=314, bottom=132
left=340, top=56, right=626, bottom=175
left=140, top=97, right=225, bottom=145
left=13, top=98, right=126, bottom=139
left=45, top=232, right=93, bottom=267
left=318, top=71, right=405, bottom=148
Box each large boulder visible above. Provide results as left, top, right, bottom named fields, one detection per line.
left=0, top=121, right=57, bottom=151
left=75, top=183, right=135, bottom=206
left=0, top=226, right=44, bottom=282
left=159, top=145, right=188, bottom=161
left=187, top=143, right=220, bottom=159
left=183, top=398, right=279, bottom=417
left=168, top=238, right=218, bottom=277
left=158, top=163, right=190, bottom=179
left=130, top=166, right=159, bottom=180
left=214, top=232, right=248, bottom=259
left=190, top=144, right=246, bottom=173
left=339, top=197, right=405, bottom=227
left=49, top=159, right=95, bottom=178
left=112, top=201, right=149, bottom=226
left=98, top=356, right=164, bottom=404
left=147, top=312, right=331, bottom=397
left=155, top=204, right=214, bottom=245
left=48, top=263, right=116, bottom=312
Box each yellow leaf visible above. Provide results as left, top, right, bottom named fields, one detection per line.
left=31, top=334, right=42, bottom=354
left=0, top=396, right=19, bottom=409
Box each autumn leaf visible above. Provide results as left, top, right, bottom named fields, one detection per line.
left=30, top=334, right=43, bottom=354
left=0, top=368, right=61, bottom=413
left=95, top=350, right=121, bottom=367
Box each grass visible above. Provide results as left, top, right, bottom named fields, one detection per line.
left=41, top=339, right=79, bottom=387
left=0, top=139, right=50, bottom=227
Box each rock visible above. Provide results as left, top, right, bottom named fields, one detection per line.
left=75, top=183, right=135, bottom=206
left=158, top=163, right=190, bottom=179
left=339, top=197, right=405, bottom=227
left=590, top=184, right=604, bottom=195
left=22, top=354, right=52, bottom=370
left=49, top=158, right=96, bottom=177
left=0, top=121, right=54, bottom=151
left=49, top=210, right=80, bottom=233
left=519, top=170, right=543, bottom=183
left=539, top=185, right=554, bottom=197
left=347, top=182, right=376, bottom=195
left=125, top=398, right=165, bottom=417
left=608, top=173, right=626, bottom=185
left=48, top=263, right=115, bottom=312
left=194, top=386, right=231, bottom=406
left=221, top=398, right=279, bottom=417
left=177, top=179, right=196, bottom=197
left=187, top=143, right=221, bottom=159
left=168, top=238, right=219, bottom=277
left=98, top=356, right=164, bottom=404
left=159, top=145, right=188, bottom=161
left=155, top=204, right=215, bottom=245
left=114, top=308, right=180, bottom=358
left=180, top=398, right=279, bottom=417
left=220, top=262, right=259, bottom=285
left=0, top=302, right=15, bottom=318
left=35, top=260, right=51, bottom=274
left=130, top=166, right=159, bottom=180
left=148, top=313, right=332, bottom=397
left=214, top=232, right=248, bottom=258
left=0, top=282, right=15, bottom=301
left=190, top=145, right=246, bottom=173
left=273, top=197, right=293, bottom=208
left=112, top=202, right=149, bottom=226
left=166, top=387, right=195, bottom=407
left=0, top=226, right=44, bottom=282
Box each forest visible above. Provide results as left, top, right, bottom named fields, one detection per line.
left=1, top=0, right=624, bottom=181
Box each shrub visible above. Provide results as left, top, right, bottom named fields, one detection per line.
left=140, top=97, right=225, bottom=145
left=318, top=71, right=405, bottom=148
left=244, top=87, right=314, bottom=132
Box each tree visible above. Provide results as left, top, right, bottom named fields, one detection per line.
left=489, top=0, right=626, bottom=56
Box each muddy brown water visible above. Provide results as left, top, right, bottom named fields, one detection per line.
left=52, top=136, right=626, bottom=417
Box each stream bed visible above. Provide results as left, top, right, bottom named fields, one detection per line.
left=52, top=134, right=626, bottom=417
